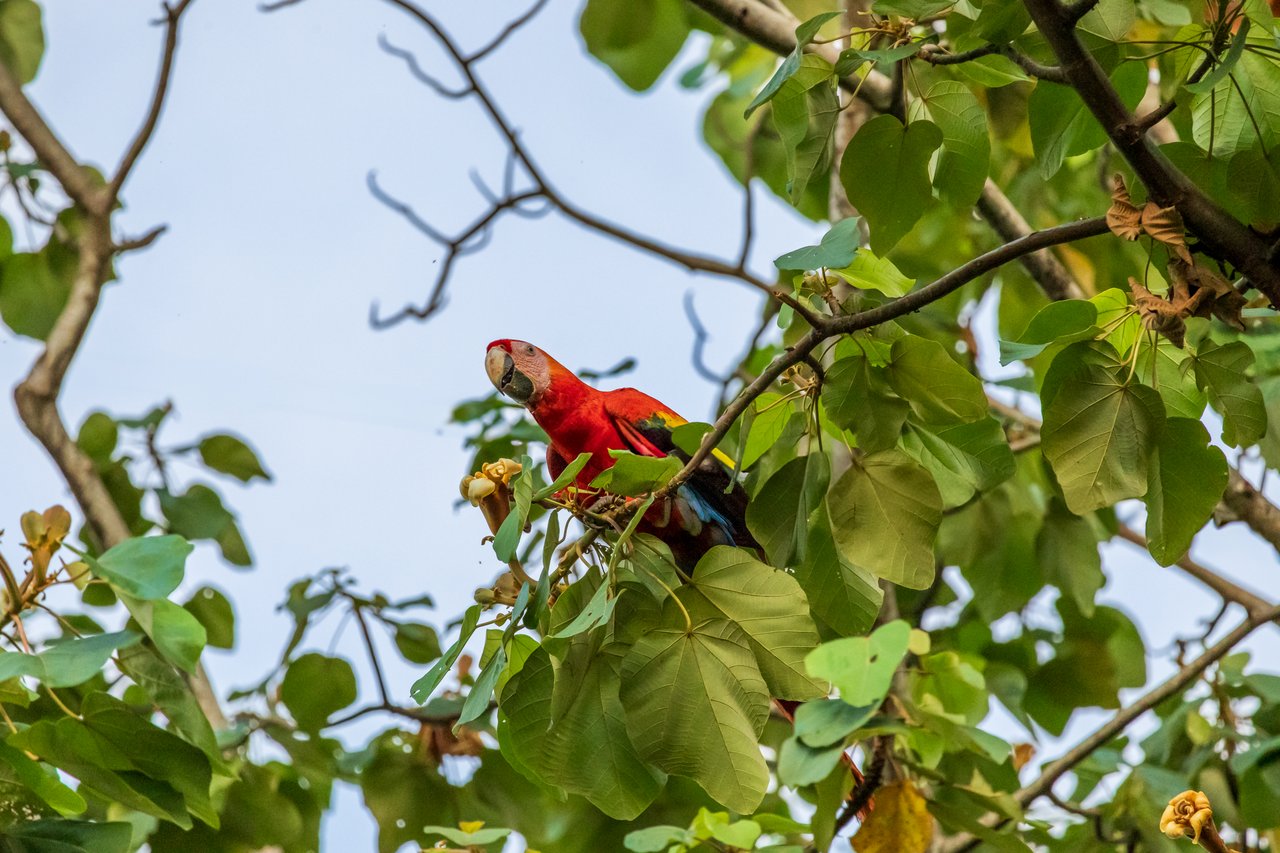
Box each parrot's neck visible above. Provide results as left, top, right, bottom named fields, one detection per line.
left=527, top=368, right=598, bottom=426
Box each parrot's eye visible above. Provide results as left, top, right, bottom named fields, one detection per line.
left=524, top=344, right=534, bottom=354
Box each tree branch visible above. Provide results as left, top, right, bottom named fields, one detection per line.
left=1220, top=467, right=1280, bottom=554
left=1023, top=0, right=1280, bottom=300
left=7, top=1, right=226, bottom=731
left=107, top=0, right=195, bottom=205
left=684, top=0, right=1088, bottom=304
left=658, top=216, right=1109, bottom=497
left=1016, top=605, right=1280, bottom=806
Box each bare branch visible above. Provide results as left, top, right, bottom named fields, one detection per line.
left=377, top=33, right=471, bottom=99
left=683, top=292, right=728, bottom=384
left=467, top=0, right=550, bottom=63
left=108, top=0, right=195, bottom=205
left=976, top=179, right=1085, bottom=300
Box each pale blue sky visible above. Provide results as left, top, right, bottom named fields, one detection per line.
left=2, top=2, right=1277, bottom=850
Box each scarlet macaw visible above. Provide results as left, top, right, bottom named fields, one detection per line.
left=483, top=339, right=870, bottom=806
left=484, top=338, right=758, bottom=572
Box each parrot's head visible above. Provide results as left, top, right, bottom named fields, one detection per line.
left=486, top=339, right=554, bottom=406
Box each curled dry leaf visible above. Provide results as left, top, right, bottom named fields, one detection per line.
left=1142, top=203, right=1195, bottom=265
left=1012, top=742, right=1036, bottom=771
left=422, top=721, right=485, bottom=763
left=1107, top=175, right=1195, bottom=265
left=1107, top=174, right=1143, bottom=240
left=851, top=779, right=934, bottom=853
left=1179, top=260, right=1246, bottom=330
left=1129, top=277, right=1208, bottom=348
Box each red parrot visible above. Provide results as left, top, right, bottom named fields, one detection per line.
left=484, top=338, right=758, bottom=572
left=484, top=339, right=870, bottom=809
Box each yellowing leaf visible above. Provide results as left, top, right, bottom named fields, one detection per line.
left=852, top=780, right=934, bottom=853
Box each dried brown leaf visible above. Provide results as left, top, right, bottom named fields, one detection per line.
left=1141, top=202, right=1194, bottom=264
left=1106, top=174, right=1143, bottom=240
left=1181, top=260, right=1246, bottom=330
left=852, top=780, right=934, bottom=853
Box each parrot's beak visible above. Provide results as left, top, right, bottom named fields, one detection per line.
left=486, top=346, right=535, bottom=404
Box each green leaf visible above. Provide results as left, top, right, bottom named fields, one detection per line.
left=1036, top=501, right=1103, bottom=617
left=392, top=621, right=441, bottom=664
left=741, top=394, right=796, bottom=469
left=625, top=825, right=693, bottom=852
left=821, top=352, right=909, bottom=451
left=158, top=484, right=253, bottom=566
left=546, top=575, right=616, bottom=639
left=0, top=739, right=86, bottom=816
left=1137, top=339, right=1206, bottom=419
left=1143, top=417, right=1229, bottom=565
left=197, top=433, right=271, bottom=482
left=827, top=449, right=942, bottom=589
left=998, top=299, right=1099, bottom=364
left=76, top=411, right=118, bottom=463
left=0, top=820, right=132, bottom=853
left=125, top=597, right=207, bottom=673
left=794, top=698, right=878, bottom=748
left=901, top=416, right=1015, bottom=507
left=541, top=642, right=665, bottom=819
left=281, top=653, right=358, bottom=730
left=680, top=546, right=825, bottom=700
left=422, top=826, right=512, bottom=846
left=1025, top=605, right=1146, bottom=734
left=912, top=80, right=990, bottom=207
left=85, top=535, right=192, bottom=600
left=620, top=605, right=771, bottom=814
left=1077, top=0, right=1136, bottom=40
left=888, top=335, right=988, bottom=424
left=11, top=692, right=216, bottom=828
left=1185, top=18, right=1250, bottom=94
left=975, top=0, right=1030, bottom=42
left=1029, top=62, right=1148, bottom=177
left=839, top=115, right=943, bottom=254
left=794, top=510, right=883, bottom=637
left=115, top=643, right=221, bottom=766
left=183, top=586, right=235, bottom=650
left=804, top=620, right=911, bottom=706
left=873, top=0, right=953, bottom=17
left=457, top=643, right=505, bottom=728
left=773, top=216, right=862, bottom=271
left=579, top=0, right=690, bottom=91
left=411, top=604, right=481, bottom=702
left=534, top=451, right=592, bottom=499
left=1041, top=349, right=1165, bottom=513
left=1192, top=339, right=1267, bottom=447
left=834, top=41, right=922, bottom=76
left=777, top=734, right=845, bottom=786
left=746, top=452, right=830, bottom=567
left=912, top=651, right=988, bottom=724
left=745, top=12, right=841, bottom=117
left=772, top=54, right=839, bottom=203
left=590, top=450, right=680, bottom=495
left=0, top=248, right=73, bottom=341
left=0, top=0, right=43, bottom=84
left=0, top=630, right=143, bottom=688
left=828, top=251, right=916, bottom=296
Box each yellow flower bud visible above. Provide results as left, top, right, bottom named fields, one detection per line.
left=1160, top=790, right=1212, bottom=843
left=467, top=477, right=497, bottom=503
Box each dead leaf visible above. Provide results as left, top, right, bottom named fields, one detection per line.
left=1129, top=277, right=1205, bottom=348
left=852, top=780, right=934, bottom=853
left=1141, top=202, right=1195, bottom=264
left=1180, top=260, right=1246, bottom=330
left=1107, top=174, right=1142, bottom=240
left=1012, top=742, right=1036, bottom=771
